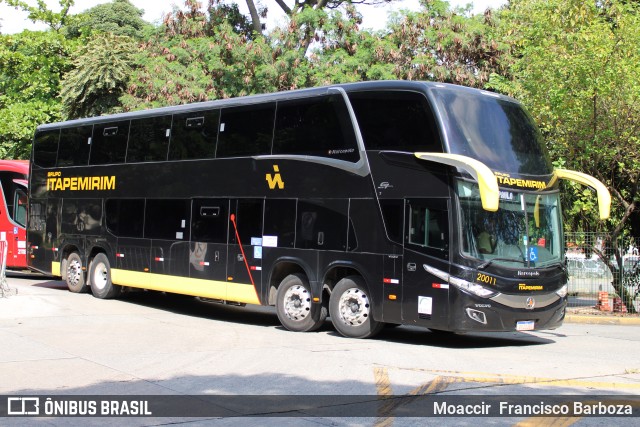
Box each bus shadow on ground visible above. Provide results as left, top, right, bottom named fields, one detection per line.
left=22, top=278, right=556, bottom=348
left=120, top=288, right=557, bottom=349
left=27, top=278, right=67, bottom=290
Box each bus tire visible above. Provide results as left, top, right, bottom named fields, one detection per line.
left=89, top=253, right=121, bottom=299
left=276, top=273, right=326, bottom=332
left=65, top=252, right=88, bottom=293
left=329, top=276, right=384, bottom=339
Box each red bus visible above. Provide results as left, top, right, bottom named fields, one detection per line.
left=0, top=160, right=29, bottom=269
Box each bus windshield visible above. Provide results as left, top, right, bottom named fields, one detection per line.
left=458, top=180, right=562, bottom=268
left=432, top=88, right=553, bottom=176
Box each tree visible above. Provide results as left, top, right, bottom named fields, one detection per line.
left=243, top=0, right=394, bottom=35
left=491, top=0, right=640, bottom=311
left=0, top=0, right=74, bottom=32
left=64, top=0, right=149, bottom=39
left=306, top=0, right=508, bottom=87
left=60, top=33, right=136, bottom=118
left=121, top=0, right=282, bottom=109
left=0, top=31, right=74, bottom=158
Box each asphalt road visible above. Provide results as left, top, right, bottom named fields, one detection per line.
left=1, top=274, right=639, bottom=426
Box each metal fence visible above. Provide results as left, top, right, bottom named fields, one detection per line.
left=565, top=232, right=640, bottom=315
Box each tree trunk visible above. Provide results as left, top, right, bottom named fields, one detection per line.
left=245, top=0, right=263, bottom=35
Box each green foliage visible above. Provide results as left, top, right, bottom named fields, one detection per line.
left=121, top=0, right=505, bottom=108
left=379, top=0, right=507, bottom=86
left=0, top=31, right=73, bottom=159
left=60, top=33, right=136, bottom=118
left=0, top=0, right=74, bottom=31
left=64, top=0, right=149, bottom=39
left=208, top=1, right=254, bottom=39
left=0, top=100, right=61, bottom=158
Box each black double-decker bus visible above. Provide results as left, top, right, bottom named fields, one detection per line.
left=27, top=81, right=610, bottom=338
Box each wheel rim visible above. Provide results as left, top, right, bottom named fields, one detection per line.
left=67, top=259, right=82, bottom=287
left=92, top=262, right=109, bottom=291
left=337, top=288, right=370, bottom=326
left=283, top=285, right=311, bottom=321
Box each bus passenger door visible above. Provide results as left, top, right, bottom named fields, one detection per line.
left=227, top=199, right=264, bottom=304
left=402, top=198, right=450, bottom=328
left=7, top=184, right=28, bottom=268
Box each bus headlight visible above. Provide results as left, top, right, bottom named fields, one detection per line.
left=449, top=276, right=498, bottom=298
left=555, top=284, right=568, bottom=298
left=423, top=264, right=498, bottom=298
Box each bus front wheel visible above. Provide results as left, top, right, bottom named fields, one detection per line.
left=276, top=273, right=326, bottom=332
left=89, top=253, right=121, bottom=299
left=329, top=276, right=384, bottom=339
left=65, top=252, right=87, bottom=293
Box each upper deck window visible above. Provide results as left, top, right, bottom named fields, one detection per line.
left=33, top=129, right=60, bottom=168
left=273, top=94, right=359, bottom=162
left=90, top=120, right=130, bottom=165
left=57, top=125, right=93, bottom=167
left=127, top=115, right=172, bottom=163
left=348, top=91, right=442, bottom=152
left=432, top=88, right=553, bottom=175
left=169, top=110, right=219, bottom=161
left=216, top=103, right=275, bottom=158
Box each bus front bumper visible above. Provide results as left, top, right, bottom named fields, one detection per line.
left=449, top=289, right=567, bottom=333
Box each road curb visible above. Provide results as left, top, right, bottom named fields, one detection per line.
left=565, top=314, right=640, bottom=326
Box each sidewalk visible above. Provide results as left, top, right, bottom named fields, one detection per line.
left=565, top=306, right=640, bottom=325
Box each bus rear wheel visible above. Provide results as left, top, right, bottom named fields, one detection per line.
left=65, top=252, right=87, bottom=293
left=276, top=273, right=326, bottom=332
left=329, top=276, right=383, bottom=339
left=89, top=253, right=121, bottom=299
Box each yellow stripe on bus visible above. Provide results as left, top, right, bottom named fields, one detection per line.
left=110, top=269, right=261, bottom=305
left=50, top=259, right=260, bottom=305
left=51, top=262, right=260, bottom=305
left=52, top=261, right=61, bottom=277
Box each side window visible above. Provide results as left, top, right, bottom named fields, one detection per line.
left=13, top=188, right=28, bottom=227
left=61, top=199, right=103, bottom=234
left=230, top=199, right=264, bottom=244
left=169, top=110, right=219, bottom=161
left=191, top=199, right=228, bottom=244
left=379, top=199, right=404, bottom=244
left=145, top=199, right=190, bottom=240
left=296, top=199, right=348, bottom=251
left=33, top=129, right=60, bottom=168
left=127, top=115, right=172, bottom=163
left=57, top=125, right=93, bottom=167
left=264, top=199, right=296, bottom=248
left=406, top=199, right=449, bottom=256
left=348, top=91, right=442, bottom=152
left=90, top=120, right=130, bottom=165
left=105, top=199, right=145, bottom=238
left=273, top=94, right=359, bottom=162
left=217, top=104, right=275, bottom=158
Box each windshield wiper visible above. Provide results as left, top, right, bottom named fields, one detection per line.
left=478, top=257, right=526, bottom=270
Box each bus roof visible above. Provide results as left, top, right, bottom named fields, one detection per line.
left=36, top=81, right=520, bottom=131
left=0, top=159, right=29, bottom=175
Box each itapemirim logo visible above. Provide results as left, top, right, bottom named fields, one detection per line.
left=266, top=165, right=284, bottom=190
